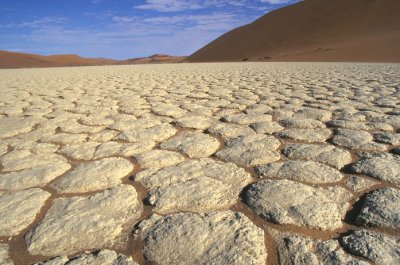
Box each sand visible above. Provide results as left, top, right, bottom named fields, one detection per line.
left=0, top=51, right=185, bottom=69
left=187, top=0, right=400, bottom=62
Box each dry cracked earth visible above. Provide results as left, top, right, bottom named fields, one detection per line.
left=0, top=63, right=399, bottom=265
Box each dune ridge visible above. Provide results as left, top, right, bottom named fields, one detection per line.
left=0, top=50, right=186, bottom=69
left=187, top=0, right=400, bottom=62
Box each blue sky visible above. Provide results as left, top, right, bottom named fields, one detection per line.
left=0, top=0, right=298, bottom=59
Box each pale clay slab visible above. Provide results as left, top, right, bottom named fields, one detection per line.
left=0, top=188, right=51, bottom=236
left=26, top=185, right=142, bottom=256
left=135, top=211, right=267, bottom=265
left=53, top=157, right=134, bottom=193
left=160, top=131, right=220, bottom=158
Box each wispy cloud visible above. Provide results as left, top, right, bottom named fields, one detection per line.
left=135, top=0, right=247, bottom=12
left=144, top=12, right=239, bottom=29
left=9, top=10, right=253, bottom=58
left=20, top=17, right=68, bottom=29
left=84, top=10, right=114, bottom=20
left=0, top=0, right=297, bottom=58
left=0, top=7, right=15, bottom=12
left=135, top=0, right=203, bottom=12
left=260, top=0, right=295, bottom=4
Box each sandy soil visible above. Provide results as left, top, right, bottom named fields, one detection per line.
left=187, top=0, right=400, bottom=62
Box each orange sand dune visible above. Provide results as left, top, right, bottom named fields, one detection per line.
left=123, top=54, right=186, bottom=64
left=0, top=50, right=117, bottom=69
left=0, top=50, right=185, bottom=69
left=187, top=0, right=400, bottom=62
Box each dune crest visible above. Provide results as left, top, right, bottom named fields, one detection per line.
left=0, top=50, right=185, bottom=69
left=187, top=0, right=400, bottom=62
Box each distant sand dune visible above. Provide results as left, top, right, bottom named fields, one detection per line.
left=122, top=54, right=186, bottom=65
left=0, top=50, right=117, bottom=69
left=0, top=51, right=185, bottom=69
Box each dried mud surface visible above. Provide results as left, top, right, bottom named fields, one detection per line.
left=0, top=63, right=399, bottom=265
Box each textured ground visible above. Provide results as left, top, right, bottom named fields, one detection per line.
left=0, top=63, right=399, bottom=265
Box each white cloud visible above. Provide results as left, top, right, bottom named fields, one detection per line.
left=0, top=23, right=18, bottom=29
left=1, top=0, right=295, bottom=58
left=112, top=16, right=138, bottom=23
left=144, top=12, right=237, bottom=27
left=136, top=0, right=203, bottom=12
left=10, top=10, right=255, bottom=59
left=84, top=10, right=113, bottom=19
left=260, top=0, right=292, bottom=4
left=19, top=17, right=68, bottom=29
left=135, top=0, right=247, bottom=12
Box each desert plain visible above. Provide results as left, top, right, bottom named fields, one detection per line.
left=0, top=62, right=399, bottom=264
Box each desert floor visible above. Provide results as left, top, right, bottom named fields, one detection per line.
left=0, top=63, right=399, bottom=265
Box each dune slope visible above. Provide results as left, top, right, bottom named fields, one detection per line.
left=123, top=54, right=186, bottom=64
left=0, top=50, right=117, bottom=69
left=187, top=0, right=400, bottom=62
left=0, top=51, right=185, bottom=69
